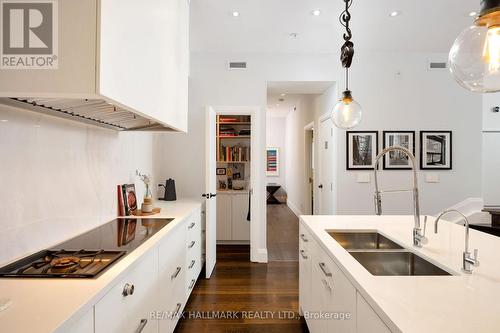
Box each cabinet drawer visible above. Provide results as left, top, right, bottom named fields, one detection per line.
left=95, top=250, right=158, bottom=333
left=357, top=292, right=391, bottom=333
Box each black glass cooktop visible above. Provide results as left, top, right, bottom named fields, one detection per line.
left=0, top=218, right=173, bottom=278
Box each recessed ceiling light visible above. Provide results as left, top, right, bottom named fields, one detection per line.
left=311, top=9, right=321, bottom=16
left=0, top=119, right=8, bottom=122
left=389, top=10, right=401, bottom=17
left=280, top=93, right=286, bottom=97
left=232, top=11, right=240, bottom=17
left=468, top=11, right=478, bottom=17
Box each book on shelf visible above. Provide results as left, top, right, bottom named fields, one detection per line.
left=220, top=144, right=250, bottom=162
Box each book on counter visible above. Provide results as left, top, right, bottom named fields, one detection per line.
left=117, top=183, right=138, bottom=216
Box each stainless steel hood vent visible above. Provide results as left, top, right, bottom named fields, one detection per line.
left=0, top=98, right=175, bottom=131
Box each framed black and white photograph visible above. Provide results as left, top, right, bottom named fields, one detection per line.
left=346, top=131, right=379, bottom=170
left=216, top=168, right=227, bottom=175
left=420, top=131, right=452, bottom=170
left=382, top=131, right=416, bottom=170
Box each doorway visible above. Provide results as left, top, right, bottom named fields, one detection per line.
left=205, top=106, right=265, bottom=273
left=317, top=114, right=336, bottom=215
left=304, top=122, right=314, bottom=215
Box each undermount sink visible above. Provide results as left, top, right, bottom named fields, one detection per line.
left=349, top=251, right=451, bottom=276
left=328, top=231, right=404, bottom=250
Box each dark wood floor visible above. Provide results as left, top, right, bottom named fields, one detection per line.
left=175, top=246, right=308, bottom=333
left=266, top=204, right=300, bottom=262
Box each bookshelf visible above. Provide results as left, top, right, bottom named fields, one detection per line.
left=216, top=115, right=251, bottom=163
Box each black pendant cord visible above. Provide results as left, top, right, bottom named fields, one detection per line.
left=339, top=0, right=355, bottom=92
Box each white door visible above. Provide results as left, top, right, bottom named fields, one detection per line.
left=318, top=118, right=334, bottom=215
left=205, top=106, right=217, bottom=278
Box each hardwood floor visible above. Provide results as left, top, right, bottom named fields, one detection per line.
left=266, top=204, right=300, bottom=262
left=175, top=246, right=308, bottom=333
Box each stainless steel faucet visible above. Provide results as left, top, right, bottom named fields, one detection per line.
left=373, top=146, right=427, bottom=247
left=434, top=209, right=480, bottom=274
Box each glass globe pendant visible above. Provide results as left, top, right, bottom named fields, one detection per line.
left=332, top=0, right=363, bottom=129
left=332, top=90, right=362, bottom=129
left=449, top=0, right=500, bottom=92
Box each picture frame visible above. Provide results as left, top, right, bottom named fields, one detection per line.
left=266, top=147, right=280, bottom=176
left=420, top=131, right=452, bottom=170
left=346, top=131, right=379, bottom=170
left=382, top=131, right=416, bottom=170
left=216, top=168, right=226, bottom=175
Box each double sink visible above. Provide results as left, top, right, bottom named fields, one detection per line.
left=329, top=231, right=451, bottom=276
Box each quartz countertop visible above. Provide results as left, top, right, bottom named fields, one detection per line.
left=0, top=199, right=203, bottom=333
left=300, top=215, right=500, bottom=333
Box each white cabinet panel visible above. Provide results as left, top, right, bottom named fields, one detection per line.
left=158, top=224, right=187, bottom=333
left=357, top=293, right=391, bottom=333
left=95, top=250, right=158, bottom=333
left=99, top=0, right=189, bottom=131
left=67, top=308, right=94, bottom=333
left=231, top=194, right=250, bottom=241
left=217, top=195, right=232, bottom=240
left=299, top=225, right=312, bottom=316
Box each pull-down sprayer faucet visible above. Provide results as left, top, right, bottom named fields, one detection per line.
left=373, top=146, right=427, bottom=247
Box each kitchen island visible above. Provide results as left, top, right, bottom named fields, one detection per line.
left=299, top=215, right=500, bottom=333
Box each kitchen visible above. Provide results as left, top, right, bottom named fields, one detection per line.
left=1, top=0, right=500, bottom=333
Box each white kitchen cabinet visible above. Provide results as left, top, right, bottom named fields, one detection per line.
left=186, top=208, right=203, bottom=299
left=299, top=225, right=312, bottom=316
left=217, top=194, right=232, bottom=240
left=302, top=223, right=356, bottom=333
left=95, top=250, right=159, bottom=333
left=217, top=193, right=250, bottom=241
left=0, top=0, right=189, bottom=131
left=158, top=223, right=187, bottom=333
left=67, top=308, right=93, bottom=333
left=357, top=292, right=391, bottom=333
left=231, top=193, right=250, bottom=240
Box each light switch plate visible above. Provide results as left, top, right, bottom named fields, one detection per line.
left=425, top=173, right=439, bottom=183
left=356, top=173, right=371, bottom=183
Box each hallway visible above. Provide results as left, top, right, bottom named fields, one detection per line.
left=175, top=246, right=308, bottom=333
left=266, top=204, right=300, bottom=262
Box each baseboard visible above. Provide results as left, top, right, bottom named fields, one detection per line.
left=251, top=247, right=268, bottom=263
left=287, top=200, right=303, bottom=217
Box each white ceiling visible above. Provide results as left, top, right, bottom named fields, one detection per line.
left=190, top=0, right=478, bottom=54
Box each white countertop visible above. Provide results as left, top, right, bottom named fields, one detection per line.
left=0, top=199, right=203, bottom=333
left=300, top=215, right=500, bottom=333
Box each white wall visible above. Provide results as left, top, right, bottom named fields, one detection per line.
left=284, top=95, right=315, bottom=215
left=337, top=52, right=483, bottom=215
left=0, top=106, right=154, bottom=266
left=266, top=115, right=287, bottom=188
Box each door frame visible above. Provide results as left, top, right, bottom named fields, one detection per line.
left=304, top=121, right=314, bottom=215
left=208, top=106, right=267, bottom=263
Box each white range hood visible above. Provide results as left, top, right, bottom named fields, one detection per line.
left=0, top=0, right=189, bottom=132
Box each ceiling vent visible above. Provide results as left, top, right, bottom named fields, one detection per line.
left=228, top=61, right=247, bottom=70
left=428, top=61, right=448, bottom=71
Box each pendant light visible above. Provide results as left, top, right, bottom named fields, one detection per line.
left=449, top=0, right=500, bottom=92
left=331, top=0, right=362, bottom=129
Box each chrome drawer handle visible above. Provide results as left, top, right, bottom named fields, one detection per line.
left=319, top=262, right=332, bottom=277
left=172, top=303, right=182, bottom=320
left=189, top=279, right=196, bottom=290
left=300, top=250, right=308, bottom=259
left=188, top=241, right=196, bottom=248
left=189, top=260, right=195, bottom=269
left=300, top=234, right=308, bottom=242
left=188, top=222, right=196, bottom=229
left=135, top=319, right=147, bottom=333
left=171, top=266, right=182, bottom=279
left=122, top=283, right=135, bottom=297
